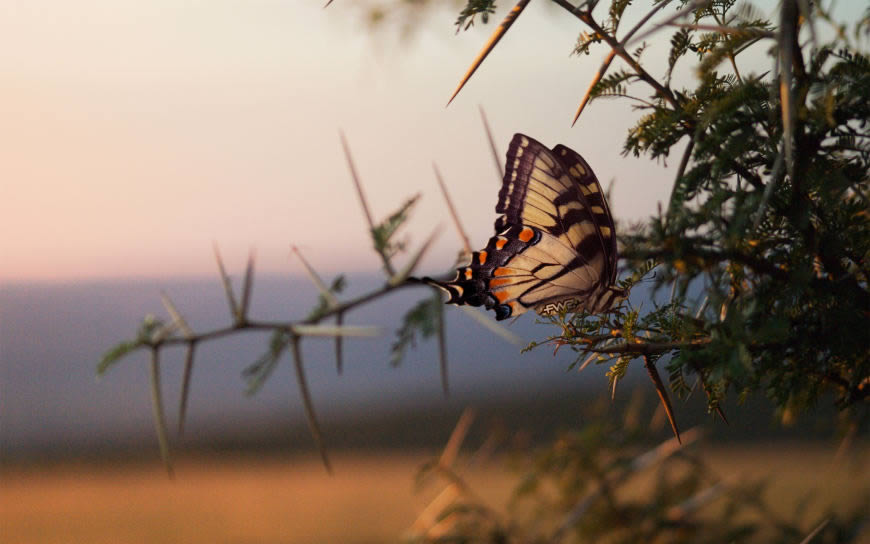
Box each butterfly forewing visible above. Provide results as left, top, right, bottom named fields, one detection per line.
left=552, top=143, right=618, bottom=285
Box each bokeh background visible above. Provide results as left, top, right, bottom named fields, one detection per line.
left=2, top=1, right=867, bottom=542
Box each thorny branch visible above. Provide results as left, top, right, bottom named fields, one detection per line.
left=99, top=128, right=519, bottom=475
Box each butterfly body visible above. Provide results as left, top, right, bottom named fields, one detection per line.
left=425, top=134, right=625, bottom=321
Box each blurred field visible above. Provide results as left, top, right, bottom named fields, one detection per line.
left=2, top=444, right=867, bottom=544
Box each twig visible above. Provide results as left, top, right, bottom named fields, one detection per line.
left=666, top=479, right=730, bottom=520
left=668, top=22, right=774, bottom=38
left=798, top=518, right=831, bottom=544
left=572, top=50, right=615, bottom=126
left=440, top=407, right=476, bottom=468
left=149, top=348, right=174, bottom=478
left=459, top=306, right=524, bottom=345
left=664, top=134, right=697, bottom=227
left=623, top=0, right=675, bottom=42
left=779, top=0, right=798, bottom=183
left=213, top=244, right=239, bottom=319
left=409, top=485, right=461, bottom=535
left=447, top=0, right=532, bottom=106
left=335, top=311, right=344, bottom=374
left=389, top=227, right=441, bottom=286
left=625, top=0, right=713, bottom=46
left=589, top=338, right=712, bottom=355
left=435, top=297, right=449, bottom=396
left=292, top=246, right=338, bottom=307
left=290, top=324, right=379, bottom=337
left=160, top=292, right=194, bottom=338
left=577, top=351, right=598, bottom=373
left=569, top=0, right=673, bottom=126
left=292, top=245, right=343, bottom=373
left=479, top=105, right=504, bottom=179
left=433, top=164, right=473, bottom=255
left=644, top=355, right=681, bottom=443
left=177, top=343, right=197, bottom=437
left=582, top=14, right=679, bottom=108
left=139, top=279, right=418, bottom=351
left=239, top=250, right=256, bottom=322
left=674, top=136, right=696, bottom=189
left=290, top=336, right=332, bottom=473
left=159, top=292, right=199, bottom=437
left=340, top=130, right=396, bottom=276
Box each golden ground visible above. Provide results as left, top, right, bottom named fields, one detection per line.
left=1, top=444, right=867, bottom=544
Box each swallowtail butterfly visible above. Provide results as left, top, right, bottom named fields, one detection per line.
left=424, top=133, right=625, bottom=320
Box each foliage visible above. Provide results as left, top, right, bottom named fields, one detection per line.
left=455, top=0, right=498, bottom=31
left=392, top=291, right=443, bottom=366
left=97, top=149, right=475, bottom=473
left=430, top=0, right=870, bottom=427
left=97, top=314, right=165, bottom=375
left=407, top=398, right=869, bottom=543
left=306, top=274, right=347, bottom=321
left=372, top=195, right=420, bottom=267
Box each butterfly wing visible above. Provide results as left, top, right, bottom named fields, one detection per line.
left=425, top=134, right=617, bottom=320
left=551, top=143, right=618, bottom=285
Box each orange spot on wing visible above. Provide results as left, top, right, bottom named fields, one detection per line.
left=495, top=238, right=507, bottom=250
left=464, top=268, right=472, bottom=280
left=495, top=290, right=510, bottom=303
left=493, top=267, right=515, bottom=276
left=489, top=278, right=512, bottom=287
left=478, top=251, right=487, bottom=265
left=519, top=227, right=534, bottom=242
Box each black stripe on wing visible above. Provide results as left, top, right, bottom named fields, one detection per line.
left=552, top=143, right=618, bottom=285
left=497, top=134, right=572, bottom=227
left=496, top=135, right=605, bottom=263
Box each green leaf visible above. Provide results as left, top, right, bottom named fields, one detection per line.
left=455, top=0, right=497, bottom=31
left=306, top=274, right=347, bottom=320
left=97, top=315, right=164, bottom=375
left=243, top=329, right=290, bottom=395
left=97, top=339, right=143, bottom=376
left=391, top=295, right=441, bottom=367
left=606, top=356, right=632, bottom=390
left=371, top=195, right=420, bottom=263
left=666, top=27, right=693, bottom=82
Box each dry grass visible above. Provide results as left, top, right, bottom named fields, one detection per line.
left=1, top=443, right=867, bottom=544
left=0, top=452, right=511, bottom=544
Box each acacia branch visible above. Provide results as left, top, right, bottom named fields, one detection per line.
left=587, top=339, right=712, bottom=356
left=624, top=247, right=788, bottom=281
left=141, top=279, right=420, bottom=350
left=550, top=0, right=679, bottom=109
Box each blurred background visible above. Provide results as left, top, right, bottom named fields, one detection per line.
left=1, top=1, right=867, bottom=543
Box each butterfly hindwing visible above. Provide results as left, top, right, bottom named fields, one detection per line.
left=488, top=229, right=606, bottom=313
left=430, top=224, right=542, bottom=319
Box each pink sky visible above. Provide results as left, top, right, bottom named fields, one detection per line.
left=2, top=1, right=858, bottom=282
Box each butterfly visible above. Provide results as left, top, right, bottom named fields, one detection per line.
left=422, top=133, right=625, bottom=321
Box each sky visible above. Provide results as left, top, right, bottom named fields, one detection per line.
left=0, top=0, right=862, bottom=282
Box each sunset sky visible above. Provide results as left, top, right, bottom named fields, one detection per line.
left=1, top=1, right=861, bottom=282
